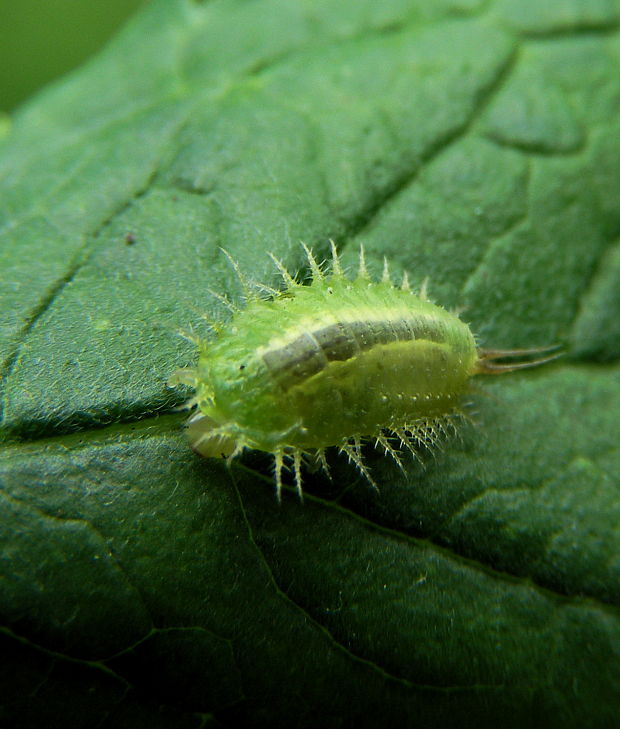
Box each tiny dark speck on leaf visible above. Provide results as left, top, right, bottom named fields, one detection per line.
left=124, top=233, right=136, bottom=245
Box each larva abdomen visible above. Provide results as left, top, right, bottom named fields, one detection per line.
left=195, top=275, right=474, bottom=444
left=275, top=305, right=476, bottom=449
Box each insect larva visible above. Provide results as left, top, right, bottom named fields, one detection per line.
left=169, top=243, right=560, bottom=501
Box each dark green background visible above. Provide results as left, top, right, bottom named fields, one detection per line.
left=0, top=0, right=144, bottom=112
left=1, top=1, right=620, bottom=727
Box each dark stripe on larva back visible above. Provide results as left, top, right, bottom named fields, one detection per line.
left=262, top=315, right=445, bottom=390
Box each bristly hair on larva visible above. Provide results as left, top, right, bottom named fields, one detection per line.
left=168, top=242, right=561, bottom=502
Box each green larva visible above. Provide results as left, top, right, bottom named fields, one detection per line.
left=169, top=243, right=559, bottom=500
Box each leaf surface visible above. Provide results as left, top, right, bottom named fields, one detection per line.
left=1, top=1, right=620, bottom=726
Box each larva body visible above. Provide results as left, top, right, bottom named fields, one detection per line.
left=170, top=245, right=558, bottom=499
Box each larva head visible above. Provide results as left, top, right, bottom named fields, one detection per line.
left=186, top=411, right=239, bottom=459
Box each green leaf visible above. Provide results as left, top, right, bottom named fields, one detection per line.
left=2, top=1, right=620, bottom=726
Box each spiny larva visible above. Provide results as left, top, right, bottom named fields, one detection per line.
left=169, top=243, right=559, bottom=501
